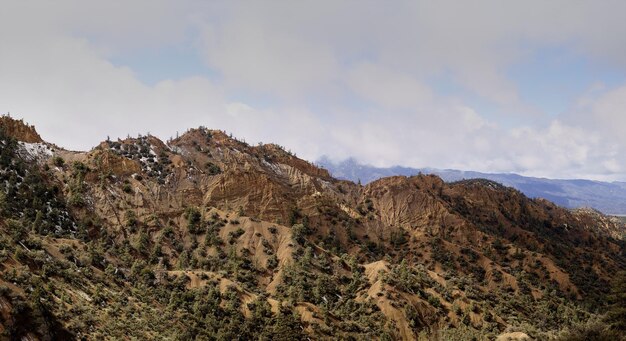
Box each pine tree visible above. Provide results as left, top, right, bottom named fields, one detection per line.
left=270, top=307, right=304, bottom=341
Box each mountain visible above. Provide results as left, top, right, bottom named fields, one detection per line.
left=0, top=115, right=624, bottom=340
left=318, top=157, right=626, bottom=215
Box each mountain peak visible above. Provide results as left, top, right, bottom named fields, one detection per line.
left=0, top=114, right=43, bottom=143
left=321, top=157, right=626, bottom=215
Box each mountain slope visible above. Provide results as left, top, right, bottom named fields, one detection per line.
left=0, top=116, right=624, bottom=340
left=318, top=157, right=626, bottom=216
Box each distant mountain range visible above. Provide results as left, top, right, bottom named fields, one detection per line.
left=318, top=157, right=626, bottom=215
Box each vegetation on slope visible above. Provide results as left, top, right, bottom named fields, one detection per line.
left=0, top=116, right=624, bottom=340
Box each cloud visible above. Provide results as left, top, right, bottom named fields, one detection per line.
left=346, top=63, right=433, bottom=109
left=1, top=1, right=626, bottom=181
left=573, top=85, right=626, bottom=141
left=199, top=13, right=341, bottom=100
left=1, top=1, right=195, bottom=54
left=192, top=1, right=626, bottom=105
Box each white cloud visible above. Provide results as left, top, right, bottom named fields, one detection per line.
left=1, top=1, right=626, bottom=181
left=197, top=3, right=342, bottom=100
left=346, top=63, right=433, bottom=109
left=576, top=85, right=626, bottom=142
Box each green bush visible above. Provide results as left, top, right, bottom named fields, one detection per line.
left=53, top=156, right=65, bottom=167
left=205, top=162, right=221, bottom=175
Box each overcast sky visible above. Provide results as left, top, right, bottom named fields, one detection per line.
left=2, top=1, right=626, bottom=181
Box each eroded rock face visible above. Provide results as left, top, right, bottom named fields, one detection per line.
left=0, top=116, right=43, bottom=143
left=362, top=175, right=463, bottom=233
left=76, top=127, right=343, bottom=227
left=572, top=207, right=626, bottom=241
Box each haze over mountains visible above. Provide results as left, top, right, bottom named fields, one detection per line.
left=319, top=157, right=626, bottom=216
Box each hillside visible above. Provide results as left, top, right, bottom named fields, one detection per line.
left=318, top=157, right=626, bottom=216
left=0, top=115, right=625, bottom=340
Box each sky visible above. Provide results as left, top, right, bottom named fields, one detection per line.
left=2, top=1, right=626, bottom=181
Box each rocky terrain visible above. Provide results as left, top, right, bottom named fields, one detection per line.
left=0, top=115, right=624, bottom=340
left=319, top=157, right=626, bottom=216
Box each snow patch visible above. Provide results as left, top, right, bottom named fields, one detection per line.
left=262, top=159, right=283, bottom=175
left=18, top=142, right=52, bottom=162
left=169, top=145, right=182, bottom=154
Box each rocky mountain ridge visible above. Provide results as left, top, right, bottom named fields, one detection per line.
left=0, top=115, right=624, bottom=340
left=318, top=157, right=626, bottom=215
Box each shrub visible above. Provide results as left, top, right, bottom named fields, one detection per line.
left=267, top=254, right=279, bottom=270
left=185, top=207, right=203, bottom=234
left=125, top=210, right=138, bottom=231
left=53, top=156, right=65, bottom=167
left=556, top=320, right=621, bottom=341
left=205, top=162, right=221, bottom=175
left=228, top=228, right=245, bottom=244
left=605, top=271, right=626, bottom=331
left=69, top=192, right=85, bottom=207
